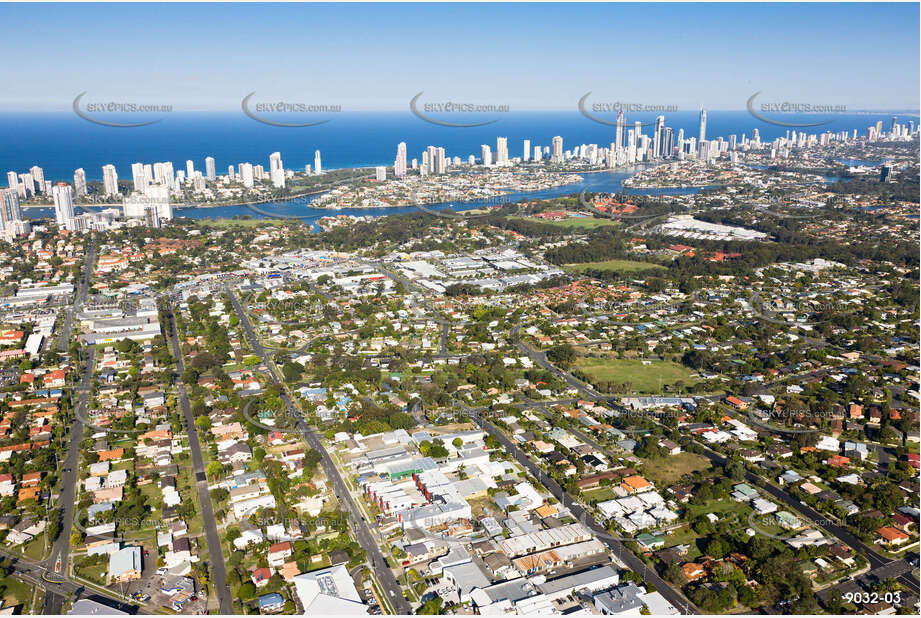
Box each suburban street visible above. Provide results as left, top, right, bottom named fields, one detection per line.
left=226, top=287, right=413, bottom=615
left=509, top=325, right=920, bottom=605
left=465, top=406, right=699, bottom=614
left=697, top=442, right=918, bottom=595
left=163, top=304, right=234, bottom=614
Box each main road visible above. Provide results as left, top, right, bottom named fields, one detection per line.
left=56, top=236, right=96, bottom=353
left=44, top=235, right=97, bottom=614
left=163, top=304, right=234, bottom=614
left=43, top=346, right=94, bottom=615
left=3, top=547, right=142, bottom=614
left=226, top=287, right=412, bottom=614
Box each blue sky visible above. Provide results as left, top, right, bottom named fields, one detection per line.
left=1, top=2, right=917, bottom=111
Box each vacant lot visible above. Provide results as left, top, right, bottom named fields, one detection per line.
left=582, top=486, right=617, bottom=503
left=642, top=452, right=711, bottom=485
left=573, top=357, right=698, bottom=393
left=564, top=259, right=667, bottom=274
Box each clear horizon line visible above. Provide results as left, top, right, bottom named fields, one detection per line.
left=1, top=108, right=919, bottom=115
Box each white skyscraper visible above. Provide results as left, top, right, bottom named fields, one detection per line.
left=394, top=142, right=407, bottom=178
left=52, top=183, right=75, bottom=229
left=186, top=160, right=195, bottom=179
left=270, top=168, right=285, bottom=188
left=131, top=162, right=148, bottom=193
left=551, top=136, right=563, bottom=162
left=236, top=163, right=252, bottom=188
left=269, top=152, right=285, bottom=188
left=653, top=116, right=665, bottom=158
left=73, top=169, right=87, bottom=196
left=616, top=111, right=626, bottom=148
left=533, top=146, right=542, bottom=162
left=523, top=139, right=530, bottom=162
left=375, top=166, right=386, bottom=181
left=314, top=150, right=322, bottom=175
left=28, top=166, right=45, bottom=194
left=698, top=109, right=707, bottom=143
left=496, top=137, right=508, bottom=165
left=269, top=152, right=282, bottom=171
left=153, top=162, right=174, bottom=189
left=15, top=173, right=31, bottom=198
left=420, top=151, right=429, bottom=176
left=481, top=144, right=492, bottom=167
left=6, top=172, right=17, bottom=192
left=205, top=157, right=216, bottom=181
left=102, top=164, right=119, bottom=197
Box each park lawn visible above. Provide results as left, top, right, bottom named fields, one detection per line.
left=509, top=215, right=620, bottom=230
left=642, top=452, right=712, bottom=486
left=564, top=259, right=667, bottom=274
left=541, top=217, right=620, bottom=230
left=573, top=357, right=698, bottom=393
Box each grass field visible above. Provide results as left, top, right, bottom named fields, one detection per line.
left=564, top=259, right=668, bottom=274
left=642, top=452, right=711, bottom=486
left=510, top=215, right=620, bottom=230
left=1, top=575, right=34, bottom=612
left=582, top=486, right=617, bottom=503
left=573, top=357, right=698, bottom=393
left=683, top=498, right=751, bottom=522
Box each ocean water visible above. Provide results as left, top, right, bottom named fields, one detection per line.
left=1, top=110, right=909, bottom=182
